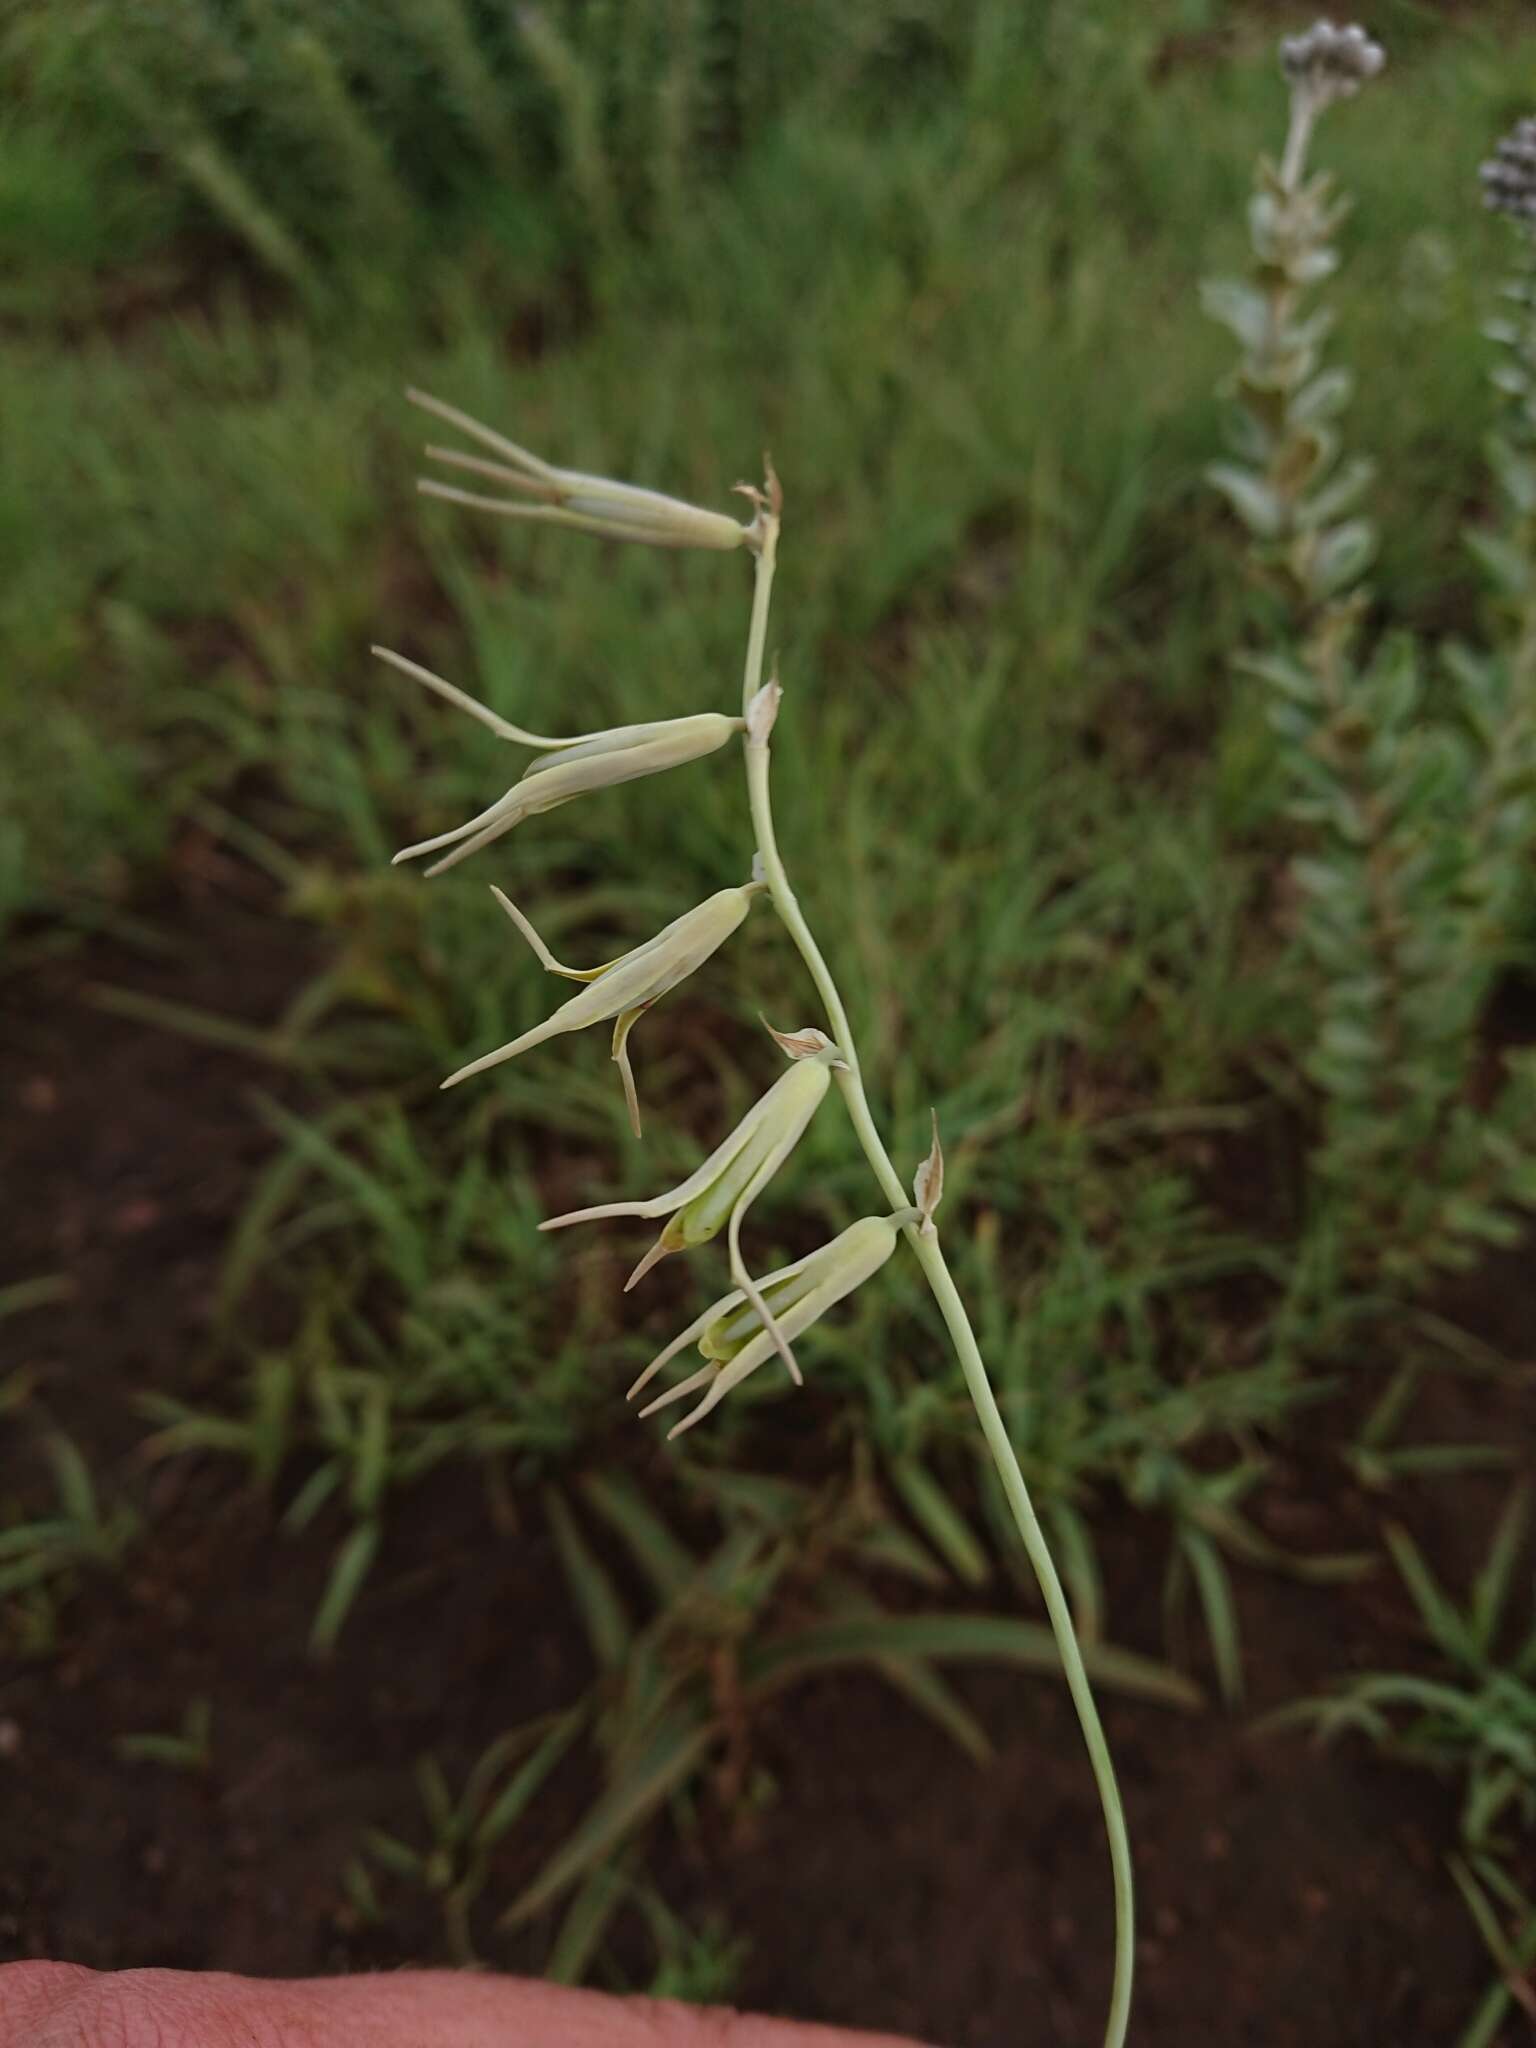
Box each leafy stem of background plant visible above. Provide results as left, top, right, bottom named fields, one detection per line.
left=738, top=491, right=1135, bottom=2048
left=1205, top=34, right=1536, bottom=1305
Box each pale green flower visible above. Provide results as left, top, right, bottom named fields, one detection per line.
left=442, top=882, right=763, bottom=1136
left=408, top=388, right=754, bottom=551
left=628, top=1209, right=913, bottom=1439
left=541, top=1025, right=843, bottom=1285
left=374, top=647, right=741, bottom=876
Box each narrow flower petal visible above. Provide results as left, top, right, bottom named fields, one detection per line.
left=373, top=645, right=577, bottom=748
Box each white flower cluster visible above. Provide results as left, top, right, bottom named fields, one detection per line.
left=1279, top=19, right=1385, bottom=106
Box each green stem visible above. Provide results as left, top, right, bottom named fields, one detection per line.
left=739, top=514, right=1134, bottom=2048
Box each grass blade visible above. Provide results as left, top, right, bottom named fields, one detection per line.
left=545, top=1861, right=631, bottom=1985
left=579, top=1473, right=696, bottom=1601
left=475, top=1708, right=587, bottom=1851
left=1181, top=1526, right=1244, bottom=1706
left=498, top=1709, right=714, bottom=1929
left=746, top=1612, right=1202, bottom=1709
left=546, top=1489, right=631, bottom=1670
left=1470, top=1485, right=1530, bottom=1657
left=889, top=1455, right=990, bottom=1587
left=309, top=1518, right=381, bottom=1657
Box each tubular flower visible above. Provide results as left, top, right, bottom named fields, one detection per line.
left=407, top=388, right=755, bottom=552
left=541, top=1025, right=845, bottom=1379
left=628, top=1209, right=914, bottom=1440
left=441, top=882, right=763, bottom=1135
left=542, top=1024, right=843, bottom=1284
left=374, top=647, right=741, bottom=876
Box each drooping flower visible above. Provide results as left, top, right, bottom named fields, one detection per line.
left=541, top=1025, right=843, bottom=1285
left=408, top=388, right=756, bottom=551
left=441, top=882, right=763, bottom=1136
left=374, top=647, right=742, bottom=876
left=628, top=1209, right=914, bottom=1439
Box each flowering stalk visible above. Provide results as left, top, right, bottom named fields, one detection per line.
left=400, top=411, right=1135, bottom=2044
left=732, top=480, right=1136, bottom=2048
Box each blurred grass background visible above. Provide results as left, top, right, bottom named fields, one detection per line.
left=5, top=0, right=1536, bottom=1787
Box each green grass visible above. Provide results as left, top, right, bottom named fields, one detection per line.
left=7, top=0, right=1536, bottom=1983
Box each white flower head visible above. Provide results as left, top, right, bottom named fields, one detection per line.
left=1278, top=20, right=1385, bottom=112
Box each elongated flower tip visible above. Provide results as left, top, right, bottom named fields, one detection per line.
left=1482, top=118, right=1536, bottom=224
left=1279, top=19, right=1384, bottom=103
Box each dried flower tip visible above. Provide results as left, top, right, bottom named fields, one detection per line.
left=542, top=1022, right=842, bottom=1302
left=1481, top=118, right=1536, bottom=225
left=408, top=388, right=751, bottom=552
left=375, top=649, right=742, bottom=876
left=763, top=1022, right=847, bottom=1067
left=746, top=678, right=782, bottom=749
left=1278, top=20, right=1384, bottom=106
left=629, top=1211, right=910, bottom=1440
left=441, top=882, right=764, bottom=1134
left=913, top=1110, right=944, bottom=1238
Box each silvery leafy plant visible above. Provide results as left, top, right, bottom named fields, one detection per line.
left=1205, top=19, right=1536, bottom=1297
left=379, top=411, right=1136, bottom=2026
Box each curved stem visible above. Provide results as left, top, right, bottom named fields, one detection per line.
left=739, top=521, right=1134, bottom=2048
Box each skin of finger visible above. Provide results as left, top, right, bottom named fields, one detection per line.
left=0, top=1964, right=932, bottom=2048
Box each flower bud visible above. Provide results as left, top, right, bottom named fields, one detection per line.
left=374, top=648, right=741, bottom=876
left=628, top=1209, right=912, bottom=1440
left=1278, top=20, right=1385, bottom=107
left=408, top=388, right=752, bottom=551
left=541, top=1025, right=844, bottom=1288
left=442, top=882, right=764, bottom=1136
